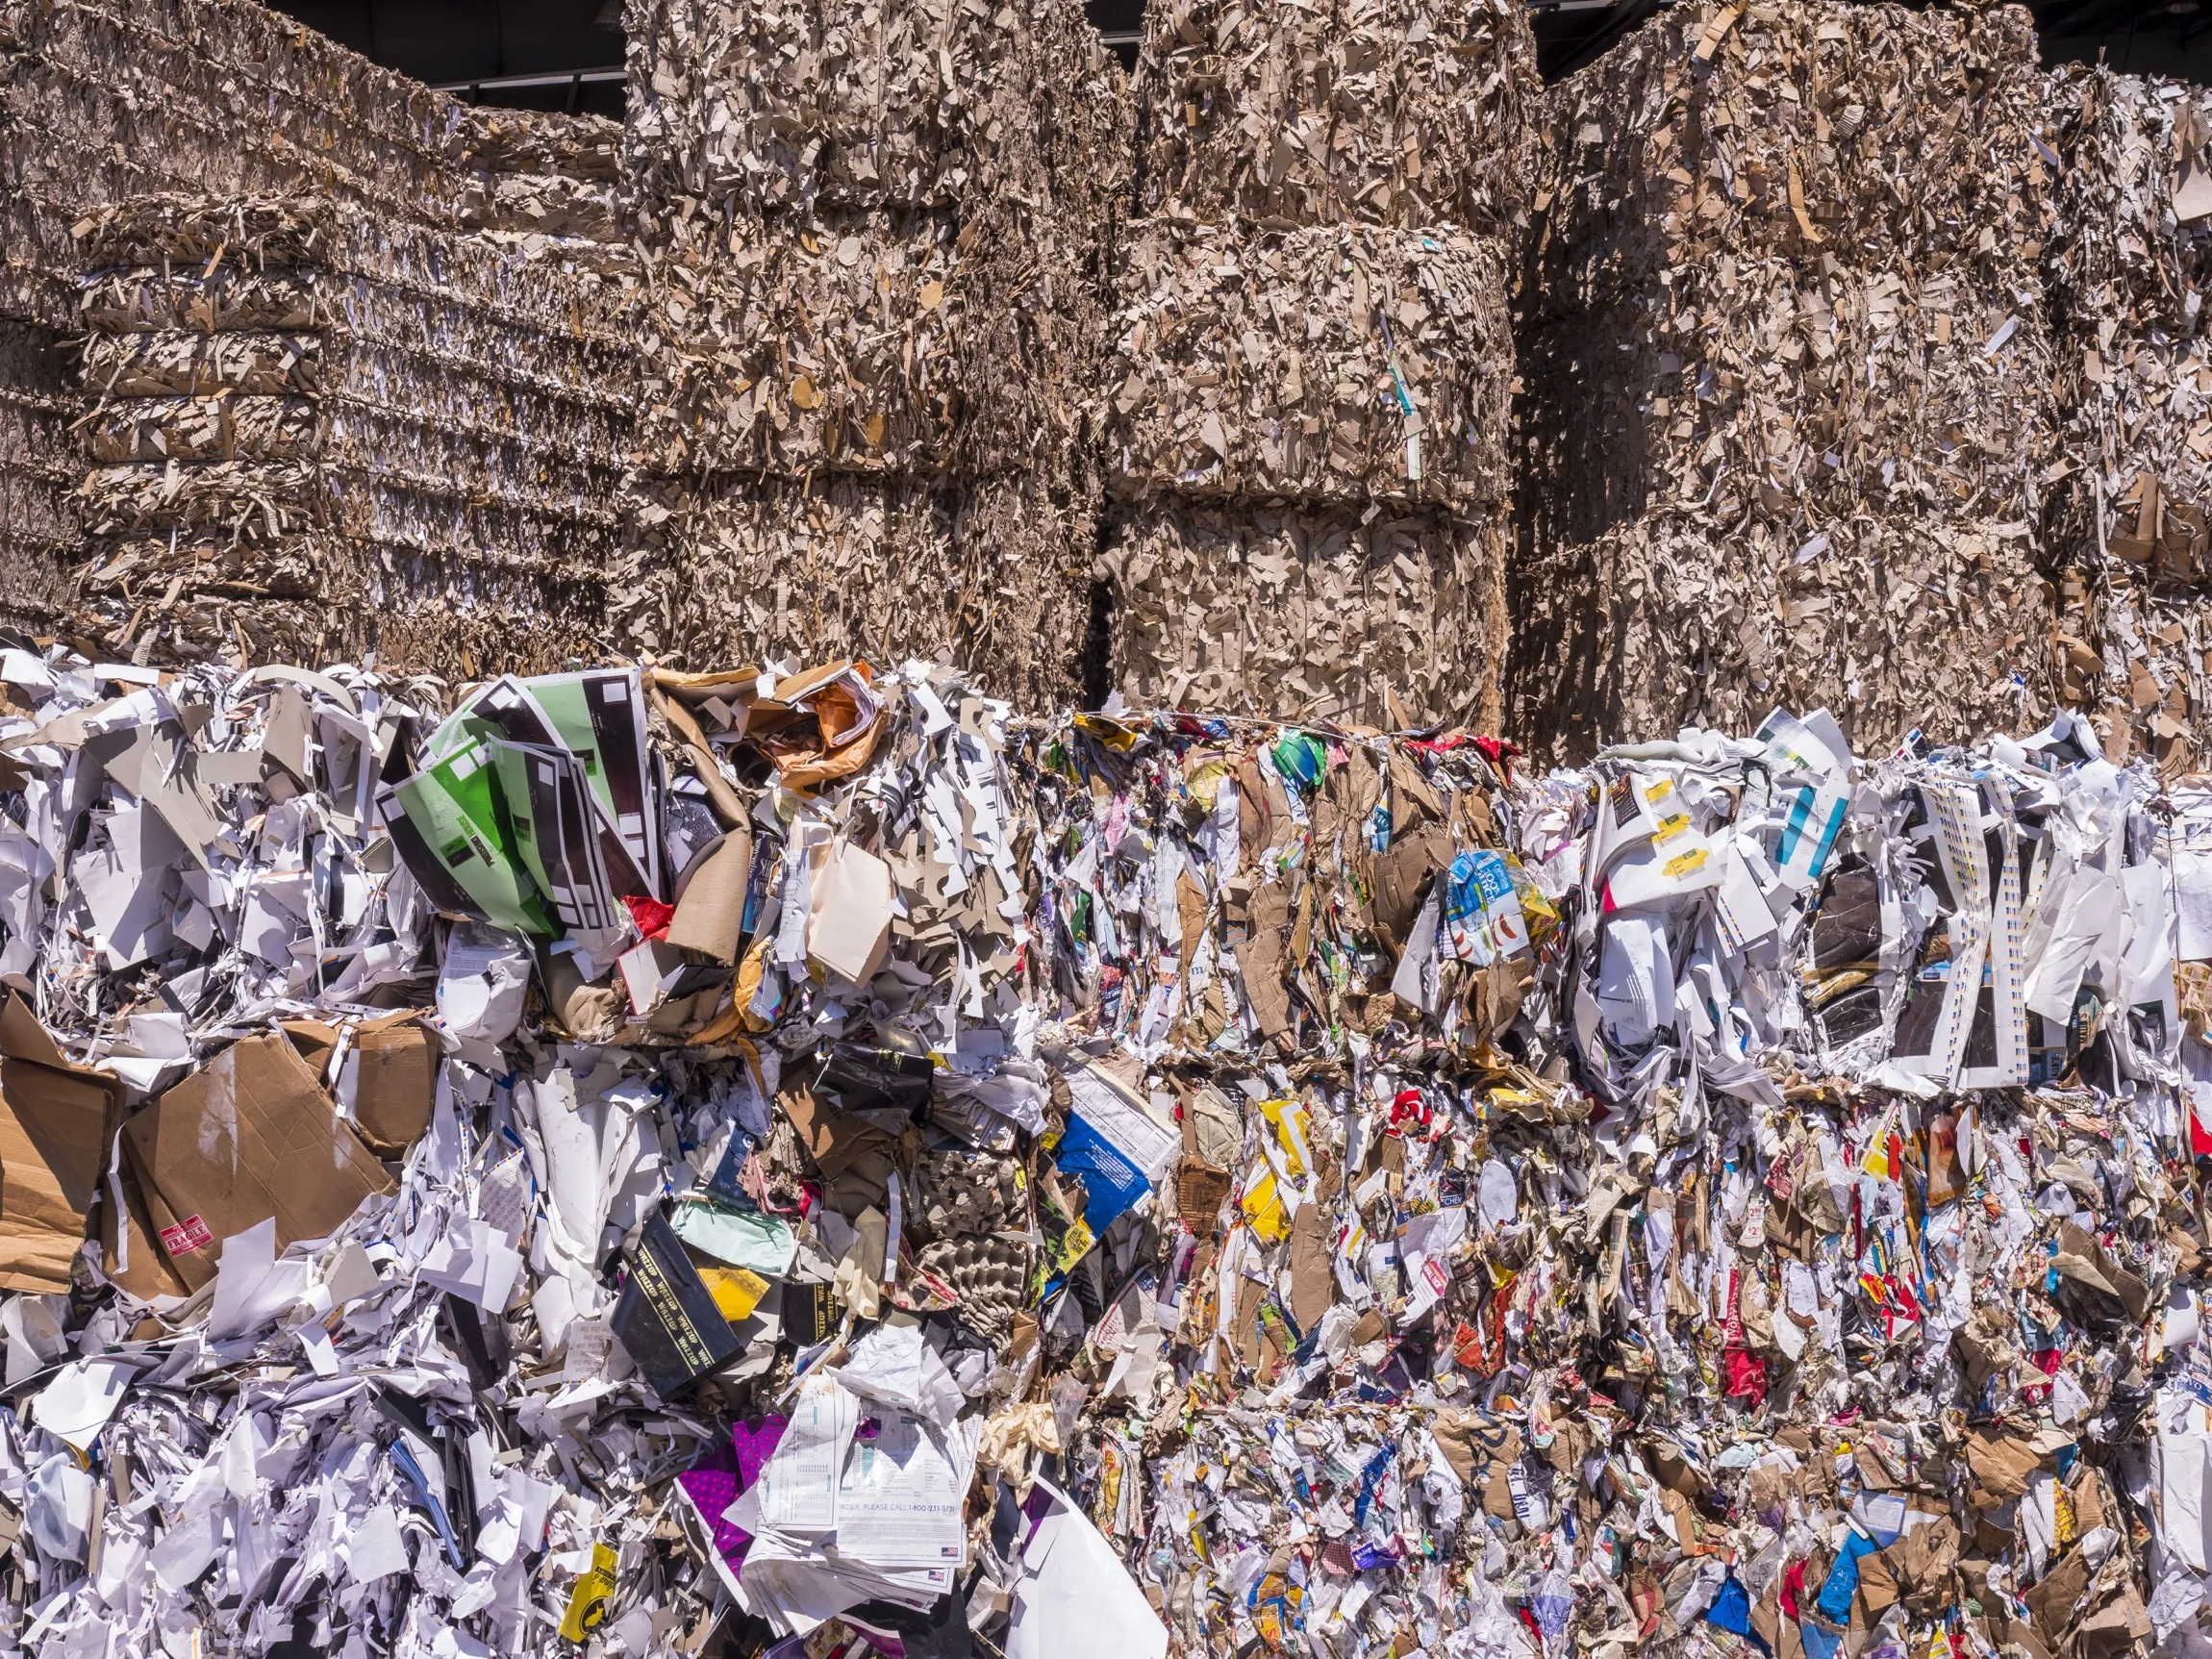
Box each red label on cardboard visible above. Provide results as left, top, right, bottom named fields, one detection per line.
left=161, top=1214, right=215, bottom=1256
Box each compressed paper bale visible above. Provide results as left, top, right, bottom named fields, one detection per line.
left=25, top=0, right=468, bottom=200
left=624, top=0, right=1000, bottom=214
left=457, top=167, right=627, bottom=250
left=79, top=268, right=323, bottom=334
left=2045, top=68, right=2212, bottom=338
left=323, top=331, right=635, bottom=481
left=1514, top=239, right=2060, bottom=761
left=1100, top=496, right=1506, bottom=728
left=0, top=0, right=476, bottom=325
left=1507, top=515, right=2055, bottom=763
left=1529, top=0, right=2050, bottom=325
left=612, top=472, right=1089, bottom=699
left=1109, top=220, right=1512, bottom=509
left=628, top=150, right=1127, bottom=485
left=1512, top=0, right=2072, bottom=766
left=1524, top=254, right=2059, bottom=552
left=63, top=188, right=638, bottom=673
left=85, top=397, right=320, bottom=465
left=451, top=106, right=623, bottom=188
left=2043, top=343, right=2212, bottom=770
left=78, top=460, right=327, bottom=544
left=1131, top=0, right=1539, bottom=237
left=79, top=330, right=322, bottom=398
left=2043, top=71, right=2212, bottom=547
left=0, top=320, right=82, bottom=632
left=322, top=395, right=629, bottom=529
left=322, top=206, right=643, bottom=340
left=2059, top=564, right=2206, bottom=774
left=322, top=257, right=639, bottom=477
left=1, top=3, right=640, bottom=677
left=623, top=0, right=1092, bottom=223
left=633, top=210, right=965, bottom=477
left=76, top=532, right=339, bottom=605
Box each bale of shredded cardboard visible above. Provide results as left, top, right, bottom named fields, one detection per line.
left=0, top=0, right=502, bottom=646
left=1099, top=496, right=1507, bottom=726
left=1130, top=0, right=1540, bottom=237
left=66, top=191, right=639, bottom=668
left=618, top=0, right=1126, bottom=697
left=634, top=211, right=965, bottom=477
left=622, top=0, right=1119, bottom=225
left=615, top=472, right=1092, bottom=706
left=0, top=3, right=642, bottom=664
left=1109, top=221, right=1512, bottom=508
left=628, top=191, right=1120, bottom=488
left=1528, top=0, right=2049, bottom=321
left=2043, top=69, right=2212, bottom=772
left=1512, top=0, right=2061, bottom=760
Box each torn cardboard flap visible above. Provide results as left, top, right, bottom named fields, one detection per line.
left=0, top=994, right=126, bottom=1294
left=121, top=1032, right=395, bottom=1290
left=282, top=1010, right=438, bottom=1156
left=666, top=827, right=754, bottom=965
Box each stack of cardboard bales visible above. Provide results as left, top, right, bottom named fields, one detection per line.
left=2044, top=68, right=2212, bottom=774
left=0, top=0, right=641, bottom=670
left=1100, top=0, right=1537, bottom=728
left=615, top=0, right=1129, bottom=705
left=1512, top=0, right=2063, bottom=760
left=70, top=191, right=638, bottom=668
left=0, top=0, right=464, bottom=642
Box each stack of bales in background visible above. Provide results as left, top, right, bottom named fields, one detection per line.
left=1099, top=0, right=1538, bottom=729
left=1512, top=0, right=2062, bottom=761
left=70, top=185, right=637, bottom=670
left=2044, top=68, right=2212, bottom=775
left=0, top=0, right=461, bottom=641
left=0, top=0, right=641, bottom=670
left=615, top=0, right=1130, bottom=705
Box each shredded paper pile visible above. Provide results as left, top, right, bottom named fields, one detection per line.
left=0, top=639, right=2210, bottom=1659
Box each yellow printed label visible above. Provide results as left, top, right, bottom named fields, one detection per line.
left=1652, top=811, right=1692, bottom=844
left=1662, top=846, right=1710, bottom=879
left=559, top=1543, right=618, bottom=1642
